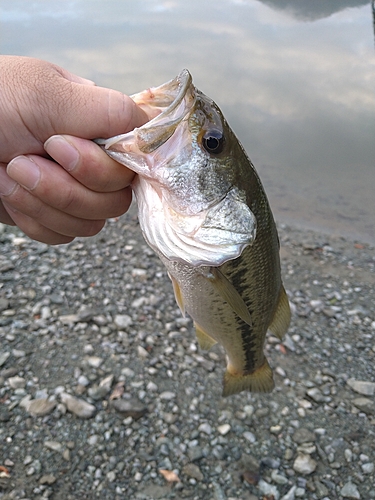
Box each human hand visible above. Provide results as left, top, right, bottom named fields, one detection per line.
left=0, top=56, right=148, bottom=244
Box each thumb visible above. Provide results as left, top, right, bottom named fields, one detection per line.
left=48, top=67, right=148, bottom=139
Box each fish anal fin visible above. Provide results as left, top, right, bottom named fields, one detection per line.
left=195, top=323, right=217, bottom=350
left=268, top=285, right=291, bottom=340
left=168, top=273, right=185, bottom=317
left=222, top=358, right=274, bottom=397
left=205, top=267, right=252, bottom=326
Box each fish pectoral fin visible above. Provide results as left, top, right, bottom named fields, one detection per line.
left=268, top=285, right=291, bottom=340
left=194, top=323, right=217, bottom=350
left=168, top=273, right=186, bottom=316
left=222, top=358, right=274, bottom=397
left=205, top=267, right=252, bottom=326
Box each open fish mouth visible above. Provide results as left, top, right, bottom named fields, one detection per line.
left=96, top=69, right=196, bottom=159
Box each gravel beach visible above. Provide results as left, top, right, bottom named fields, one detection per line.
left=0, top=205, right=374, bottom=500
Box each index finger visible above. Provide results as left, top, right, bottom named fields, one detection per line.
left=44, top=135, right=135, bottom=192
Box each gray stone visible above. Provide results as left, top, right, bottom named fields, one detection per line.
left=306, top=387, right=331, bottom=403
left=292, top=427, right=316, bottom=444
left=188, top=446, right=205, bottom=462
left=60, top=393, right=96, bottom=419
left=0, top=351, right=10, bottom=367
left=243, top=431, right=257, bottom=443
left=352, top=397, right=375, bottom=414
left=198, top=422, right=212, bottom=435
left=271, top=470, right=289, bottom=485
left=314, top=479, right=329, bottom=498
left=25, top=398, right=56, bottom=417
left=182, top=463, right=204, bottom=481
left=258, top=479, right=280, bottom=500
left=111, top=398, right=147, bottom=419
left=341, top=481, right=361, bottom=499
left=281, top=486, right=297, bottom=500
left=347, top=379, right=375, bottom=396
left=361, top=462, right=374, bottom=474
left=39, top=474, right=57, bottom=485
left=88, top=374, right=114, bottom=400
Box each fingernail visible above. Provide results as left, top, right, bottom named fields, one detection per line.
left=7, top=156, right=41, bottom=191
left=44, top=135, right=80, bottom=172
left=0, top=166, right=18, bottom=196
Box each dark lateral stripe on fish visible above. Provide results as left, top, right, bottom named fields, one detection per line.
left=237, top=320, right=258, bottom=374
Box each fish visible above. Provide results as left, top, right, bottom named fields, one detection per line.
left=96, top=70, right=291, bottom=396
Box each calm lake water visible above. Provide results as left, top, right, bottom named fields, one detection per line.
left=2, top=0, right=374, bottom=243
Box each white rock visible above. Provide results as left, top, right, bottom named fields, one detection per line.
left=114, top=314, right=133, bottom=328
left=60, top=393, right=96, bottom=419
left=77, top=375, right=90, bottom=386
left=146, top=381, right=158, bottom=392
left=137, top=346, right=149, bottom=358
left=217, top=424, right=231, bottom=436
left=132, top=268, right=147, bottom=278
left=8, top=376, right=26, bottom=389
left=159, top=391, right=176, bottom=400
left=85, top=356, right=103, bottom=368
left=12, top=349, right=26, bottom=358
left=293, top=453, right=317, bottom=475
left=298, top=399, right=312, bottom=409
left=345, top=449, right=353, bottom=462
left=88, top=434, right=99, bottom=445
left=131, top=297, right=147, bottom=308
left=44, top=441, right=63, bottom=453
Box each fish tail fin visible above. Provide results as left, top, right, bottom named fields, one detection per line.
left=222, top=358, right=274, bottom=397
left=268, top=285, right=291, bottom=340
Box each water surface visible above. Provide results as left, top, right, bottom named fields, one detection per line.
left=1, top=0, right=374, bottom=243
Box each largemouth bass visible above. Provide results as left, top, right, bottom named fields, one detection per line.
left=97, top=70, right=291, bottom=396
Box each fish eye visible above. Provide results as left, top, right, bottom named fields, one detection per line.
left=202, top=129, right=225, bottom=154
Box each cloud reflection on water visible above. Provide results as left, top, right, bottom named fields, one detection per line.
left=1, top=0, right=374, bottom=242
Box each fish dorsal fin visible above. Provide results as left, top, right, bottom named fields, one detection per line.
left=168, top=272, right=186, bottom=316
left=194, top=322, right=217, bottom=350
left=204, top=267, right=252, bottom=326
left=268, top=285, right=291, bottom=340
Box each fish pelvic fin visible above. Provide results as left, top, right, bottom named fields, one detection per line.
left=268, top=285, right=291, bottom=340
left=205, top=267, right=252, bottom=326
left=195, top=322, right=217, bottom=350
left=222, top=358, right=274, bottom=397
left=168, top=273, right=186, bottom=316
